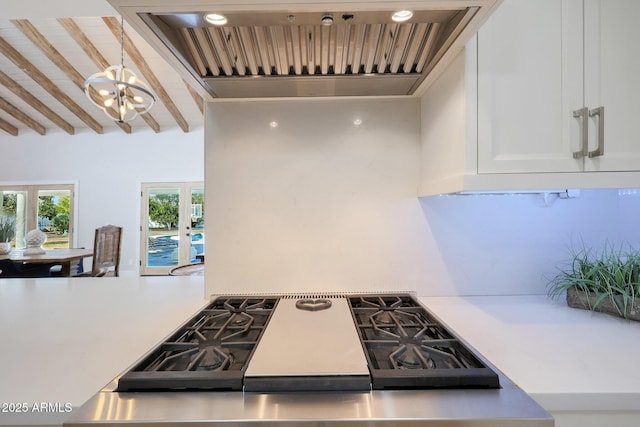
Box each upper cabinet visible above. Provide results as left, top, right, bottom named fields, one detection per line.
left=419, top=0, right=640, bottom=195
left=476, top=0, right=582, bottom=174
left=582, top=0, right=640, bottom=172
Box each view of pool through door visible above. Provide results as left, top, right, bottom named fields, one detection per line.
left=140, top=182, right=204, bottom=275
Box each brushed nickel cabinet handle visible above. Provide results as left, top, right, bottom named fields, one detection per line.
left=588, top=106, right=604, bottom=158
left=572, top=107, right=589, bottom=159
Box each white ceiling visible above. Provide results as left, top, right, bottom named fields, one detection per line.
left=0, top=1, right=204, bottom=137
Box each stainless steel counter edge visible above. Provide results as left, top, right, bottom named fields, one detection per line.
left=64, top=382, right=553, bottom=426
left=64, top=357, right=552, bottom=426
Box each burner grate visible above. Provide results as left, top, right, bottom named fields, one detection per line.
left=348, top=294, right=500, bottom=389
left=116, top=297, right=278, bottom=391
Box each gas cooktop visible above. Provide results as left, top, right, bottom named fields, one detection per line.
left=116, top=293, right=499, bottom=392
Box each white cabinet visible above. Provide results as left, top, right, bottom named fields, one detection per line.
left=476, top=0, right=583, bottom=174
left=478, top=0, right=640, bottom=174
left=419, top=0, right=640, bottom=195
left=582, top=0, right=640, bottom=171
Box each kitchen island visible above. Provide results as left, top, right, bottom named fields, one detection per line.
left=0, top=277, right=638, bottom=426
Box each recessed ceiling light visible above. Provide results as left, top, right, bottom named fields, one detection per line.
left=269, top=121, right=278, bottom=128
left=391, top=10, right=414, bottom=22
left=205, top=13, right=228, bottom=26
left=321, top=14, right=334, bottom=26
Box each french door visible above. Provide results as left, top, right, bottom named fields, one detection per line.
left=140, top=182, right=204, bottom=275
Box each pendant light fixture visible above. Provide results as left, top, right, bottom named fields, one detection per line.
left=84, top=16, right=155, bottom=123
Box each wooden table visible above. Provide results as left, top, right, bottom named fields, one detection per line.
left=1, top=248, right=94, bottom=277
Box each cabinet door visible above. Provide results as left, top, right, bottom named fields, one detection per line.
left=477, top=0, right=584, bottom=173
left=583, top=0, right=640, bottom=171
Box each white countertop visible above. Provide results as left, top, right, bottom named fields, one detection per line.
left=0, top=276, right=207, bottom=408
left=419, top=294, right=640, bottom=412
left=1, top=278, right=639, bottom=424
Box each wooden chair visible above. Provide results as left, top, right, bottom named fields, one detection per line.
left=79, top=225, right=122, bottom=277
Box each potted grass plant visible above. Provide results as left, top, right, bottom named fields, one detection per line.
left=547, top=242, right=640, bottom=321
left=0, top=214, right=17, bottom=254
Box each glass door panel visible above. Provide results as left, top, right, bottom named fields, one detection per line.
left=1, top=190, right=28, bottom=249
left=142, top=186, right=181, bottom=275
left=38, top=189, right=72, bottom=249
left=190, top=187, right=205, bottom=264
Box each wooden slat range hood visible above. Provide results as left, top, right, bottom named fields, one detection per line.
left=108, top=0, right=502, bottom=99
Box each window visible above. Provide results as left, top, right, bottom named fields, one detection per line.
left=0, top=184, right=75, bottom=249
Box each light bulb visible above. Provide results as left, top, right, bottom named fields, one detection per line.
left=128, top=75, right=137, bottom=84
left=133, top=95, right=144, bottom=103
left=392, top=10, right=413, bottom=22
left=104, top=99, right=114, bottom=107
left=99, top=89, right=110, bottom=96
left=205, top=13, right=227, bottom=25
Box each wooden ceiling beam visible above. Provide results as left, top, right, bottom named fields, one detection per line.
left=137, top=107, right=160, bottom=133
left=103, top=16, right=189, bottom=133
left=0, top=116, right=19, bottom=136
left=0, top=70, right=74, bottom=135
left=57, top=17, right=163, bottom=133
left=183, top=79, right=204, bottom=115
left=0, top=36, right=103, bottom=134
left=12, top=19, right=131, bottom=134
left=0, top=97, right=46, bottom=135
left=56, top=18, right=111, bottom=70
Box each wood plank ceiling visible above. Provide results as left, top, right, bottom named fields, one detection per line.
left=0, top=16, right=204, bottom=137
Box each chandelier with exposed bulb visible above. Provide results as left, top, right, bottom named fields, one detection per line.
left=84, top=16, right=155, bottom=123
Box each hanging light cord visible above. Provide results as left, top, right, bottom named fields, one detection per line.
left=119, top=16, right=125, bottom=68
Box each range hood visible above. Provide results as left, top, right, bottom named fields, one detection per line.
left=109, top=1, right=502, bottom=98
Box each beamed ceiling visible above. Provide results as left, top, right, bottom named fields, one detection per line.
left=0, top=16, right=204, bottom=137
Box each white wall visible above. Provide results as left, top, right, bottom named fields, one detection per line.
left=418, top=189, right=640, bottom=295
left=204, top=98, right=430, bottom=296
left=0, top=127, right=204, bottom=273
